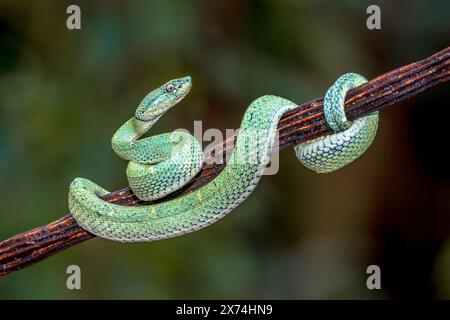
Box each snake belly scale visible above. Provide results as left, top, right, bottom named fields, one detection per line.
left=68, top=73, right=379, bottom=242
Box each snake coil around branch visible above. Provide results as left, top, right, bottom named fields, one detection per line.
left=0, top=47, right=449, bottom=276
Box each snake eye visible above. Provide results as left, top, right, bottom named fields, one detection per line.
left=165, top=84, right=175, bottom=93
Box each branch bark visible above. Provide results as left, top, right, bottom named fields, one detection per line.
left=1, top=47, right=449, bottom=276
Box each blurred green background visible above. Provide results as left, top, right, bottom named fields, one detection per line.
left=0, top=0, right=449, bottom=299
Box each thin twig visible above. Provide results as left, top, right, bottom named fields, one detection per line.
left=1, top=47, right=449, bottom=276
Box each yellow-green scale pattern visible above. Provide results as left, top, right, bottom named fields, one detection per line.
left=69, top=74, right=379, bottom=242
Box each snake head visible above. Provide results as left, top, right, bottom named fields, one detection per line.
left=135, top=76, right=192, bottom=121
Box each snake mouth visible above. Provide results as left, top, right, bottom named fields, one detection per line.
left=134, top=77, right=192, bottom=122
left=176, top=77, right=192, bottom=95
left=135, top=112, right=151, bottom=122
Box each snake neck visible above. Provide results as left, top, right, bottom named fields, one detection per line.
left=111, top=116, right=159, bottom=159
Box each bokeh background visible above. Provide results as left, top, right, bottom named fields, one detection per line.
left=0, top=0, right=449, bottom=299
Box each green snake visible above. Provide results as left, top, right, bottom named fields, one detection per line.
left=68, top=73, right=378, bottom=242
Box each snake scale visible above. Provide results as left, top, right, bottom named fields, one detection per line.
left=69, top=73, right=378, bottom=242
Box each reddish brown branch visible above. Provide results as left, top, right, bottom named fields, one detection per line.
left=1, top=47, right=449, bottom=276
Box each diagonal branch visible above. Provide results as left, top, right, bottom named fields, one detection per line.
left=1, top=47, right=449, bottom=276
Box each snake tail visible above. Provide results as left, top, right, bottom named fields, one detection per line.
left=295, top=73, right=379, bottom=173
left=69, top=73, right=379, bottom=242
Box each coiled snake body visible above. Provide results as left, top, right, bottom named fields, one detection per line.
left=69, top=73, right=378, bottom=242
